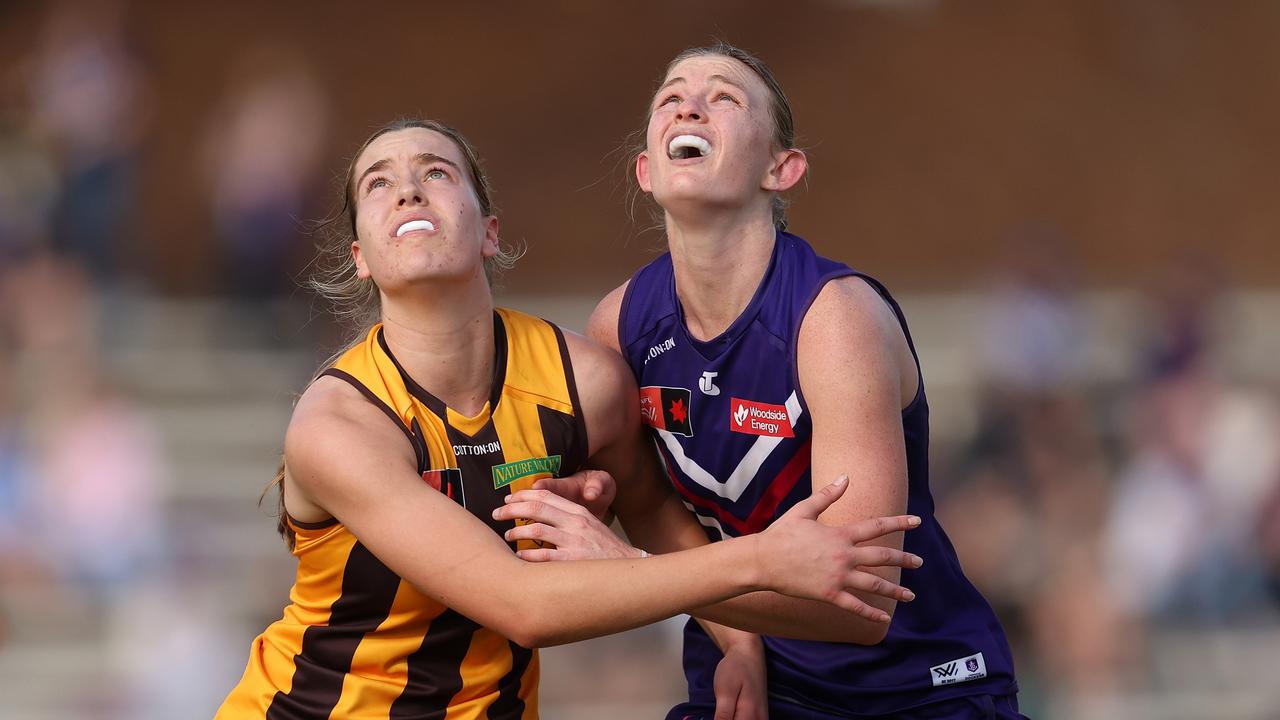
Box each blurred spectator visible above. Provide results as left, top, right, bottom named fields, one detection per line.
left=0, top=106, right=60, bottom=265
left=940, top=230, right=1129, bottom=710
left=1258, top=467, right=1280, bottom=607
left=979, top=228, right=1086, bottom=397
left=1, top=254, right=165, bottom=605
left=202, top=45, right=328, bottom=306
left=1104, top=266, right=1279, bottom=625
left=0, top=350, right=36, bottom=566
left=23, top=0, right=152, bottom=286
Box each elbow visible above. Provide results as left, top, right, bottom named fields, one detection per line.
left=474, top=568, right=577, bottom=648
left=838, top=603, right=895, bottom=645
left=831, top=621, right=889, bottom=646
left=498, top=607, right=567, bottom=649
left=504, top=627, right=542, bottom=650
left=858, top=620, right=890, bottom=646
left=855, top=601, right=898, bottom=645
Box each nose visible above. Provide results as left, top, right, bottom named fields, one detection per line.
left=396, top=177, right=426, bottom=207
left=675, top=96, right=704, bottom=122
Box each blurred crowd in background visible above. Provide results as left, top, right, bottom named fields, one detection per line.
left=3, top=2, right=1280, bottom=719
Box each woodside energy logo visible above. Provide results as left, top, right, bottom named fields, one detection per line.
left=728, top=398, right=794, bottom=438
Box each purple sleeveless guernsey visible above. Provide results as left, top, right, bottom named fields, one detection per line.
left=618, top=232, right=1019, bottom=718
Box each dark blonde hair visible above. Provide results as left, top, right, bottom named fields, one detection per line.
left=265, top=119, right=519, bottom=547
left=628, top=41, right=799, bottom=230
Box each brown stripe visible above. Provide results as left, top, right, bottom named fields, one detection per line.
left=387, top=610, right=483, bottom=719
left=489, top=311, right=508, bottom=410
left=487, top=640, right=533, bottom=719
left=549, top=323, right=589, bottom=471
left=390, top=416, right=508, bottom=712
left=536, top=404, right=582, bottom=476
left=321, top=368, right=414, bottom=443
left=376, top=327, right=447, bottom=417
left=444, top=418, right=510, bottom=537
left=266, top=542, right=401, bottom=720
left=285, top=512, right=338, bottom=530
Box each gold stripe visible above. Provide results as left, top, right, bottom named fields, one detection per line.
left=444, top=628, right=516, bottom=719
left=495, top=309, right=571, bottom=407
left=492, top=397, right=553, bottom=553
left=329, top=582, right=446, bottom=718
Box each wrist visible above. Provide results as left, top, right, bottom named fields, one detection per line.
left=721, top=630, right=765, bottom=655
left=739, top=533, right=769, bottom=593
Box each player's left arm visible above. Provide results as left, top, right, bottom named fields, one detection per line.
left=499, top=324, right=920, bottom=643
left=796, top=275, right=918, bottom=633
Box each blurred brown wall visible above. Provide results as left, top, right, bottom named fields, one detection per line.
left=3, top=0, right=1278, bottom=294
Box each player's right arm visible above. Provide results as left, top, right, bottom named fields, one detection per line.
left=282, top=374, right=918, bottom=649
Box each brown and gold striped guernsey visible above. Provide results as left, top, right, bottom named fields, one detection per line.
left=218, top=308, right=589, bottom=720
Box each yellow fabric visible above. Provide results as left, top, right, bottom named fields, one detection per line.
left=217, top=308, right=584, bottom=719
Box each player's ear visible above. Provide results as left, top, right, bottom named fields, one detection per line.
left=352, top=240, right=371, bottom=279
left=636, top=151, right=652, bottom=193
left=762, top=148, right=806, bottom=192
left=480, top=215, right=500, bottom=257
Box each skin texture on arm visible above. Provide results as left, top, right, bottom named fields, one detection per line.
left=794, top=275, right=918, bottom=640
left=508, top=289, right=920, bottom=643
left=281, top=375, right=905, bottom=649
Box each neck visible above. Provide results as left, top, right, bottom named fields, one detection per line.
left=665, top=211, right=778, bottom=341
left=378, top=277, right=496, bottom=416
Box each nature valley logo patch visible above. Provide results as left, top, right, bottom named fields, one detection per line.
left=492, top=455, right=563, bottom=489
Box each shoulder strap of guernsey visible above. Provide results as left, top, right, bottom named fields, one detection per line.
left=320, top=323, right=419, bottom=447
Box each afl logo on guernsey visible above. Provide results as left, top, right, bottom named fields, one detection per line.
left=422, top=468, right=465, bottom=508
left=639, top=386, right=693, bottom=436
left=729, top=398, right=795, bottom=438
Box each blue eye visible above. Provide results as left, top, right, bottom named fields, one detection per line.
left=716, top=93, right=738, bottom=104
left=368, top=177, right=389, bottom=191
left=426, top=169, right=447, bottom=181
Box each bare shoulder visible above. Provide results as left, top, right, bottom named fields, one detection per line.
left=287, top=375, right=382, bottom=447
left=800, top=275, right=917, bottom=406
left=804, top=276, right=901, bottom=343
left=560, top=326, right=639, bottom=456
left=285, top=375, right=416, bottom=503
left=585, top=280, right=630, bottom=352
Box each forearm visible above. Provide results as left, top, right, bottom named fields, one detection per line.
left=616, top=491, right=714, bottom=555
left=690, top=590, right=894, bottom=644
left=495, top=535, right=766, bottom=647
left=621, top=493, right=897, bottom=643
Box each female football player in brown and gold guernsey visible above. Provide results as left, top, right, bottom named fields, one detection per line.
left=215, top=119, right=926, bottom=720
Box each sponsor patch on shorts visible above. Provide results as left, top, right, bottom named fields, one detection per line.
left=930, top=652, right=987, bottom=687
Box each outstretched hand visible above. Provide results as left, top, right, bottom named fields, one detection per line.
left=758, top=475, right=923, bottom=623
left=531, top=469, right=616, bottom=522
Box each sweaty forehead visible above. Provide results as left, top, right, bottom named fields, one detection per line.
left=356, top=127, right=464, bottom=172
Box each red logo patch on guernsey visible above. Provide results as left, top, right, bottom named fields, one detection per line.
left=640, top=386, right=693, bottom=437
left=729, top=398, right=794, bottom=437
left=422, top=468, right=466, bottom=508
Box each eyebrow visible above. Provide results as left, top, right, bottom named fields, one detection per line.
left=656, top=73, right=747, bottom=95
left=356, top=153, right=462, bottom=190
